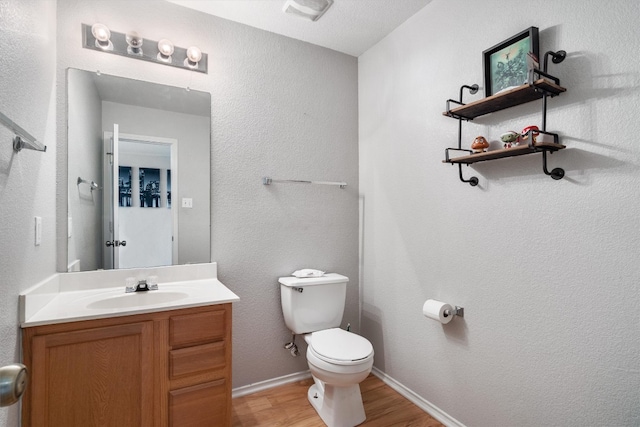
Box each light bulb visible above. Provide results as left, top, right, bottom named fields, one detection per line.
left=184, top=46, right=202, bottom=68
left=91, top=23, right=112, bottom=50
left=91, top=23, right=110, bottom=42
left=126, top=31, right=143, bottom=55
left=157, top=39, right=174, bottom=62
left=186, top=46, right=202, bottom=63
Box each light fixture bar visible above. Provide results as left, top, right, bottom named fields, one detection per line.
left=82, top=24, right=207, bottom=74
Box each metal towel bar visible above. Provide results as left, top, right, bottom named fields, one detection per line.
left=262, top=177, right=347, bottom=189
left=0, top=111, right=46, bottom=153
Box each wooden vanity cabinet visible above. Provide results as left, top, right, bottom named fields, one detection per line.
left=21, top=303, right=232, bottom=427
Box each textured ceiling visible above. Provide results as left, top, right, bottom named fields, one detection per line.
left=166, top=0, right=432, bottom=57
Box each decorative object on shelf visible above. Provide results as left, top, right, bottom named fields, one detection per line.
left=483, top=27, right=539, bottom=97
left=521, top=125, right=540, bottom=143
left=500, top=131, right=520, bottom=148
left=534, top=132, right=555, bottom=144
left=82, top=24, right=208, bottom=74
left=471, top=136, right=490, bottom=153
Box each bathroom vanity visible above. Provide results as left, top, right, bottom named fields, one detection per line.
left=19, top=263, right=238, bottom=427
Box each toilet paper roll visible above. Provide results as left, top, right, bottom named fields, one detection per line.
left=423, top=299, right=453, bottom=324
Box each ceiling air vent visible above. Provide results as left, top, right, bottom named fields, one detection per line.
left=283, top=0, right=334, bottom=22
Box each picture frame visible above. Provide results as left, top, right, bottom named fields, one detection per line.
left=483, top=27, right=539, bottom=97
left=139, top=167, right=161, bottom=208
left=118, top=166, right=132, bottom=207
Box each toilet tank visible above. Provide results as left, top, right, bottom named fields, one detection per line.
left=279, top=273, right=349, bottom=334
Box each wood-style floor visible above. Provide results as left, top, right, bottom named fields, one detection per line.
left=232, top=374, right=444, bottom=426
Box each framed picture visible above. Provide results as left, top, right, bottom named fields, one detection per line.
left=483, top=27, right=539, bottom=97
left=167, top=169, right=171, bottom=208
left=118, top=166, right=132, bottom=207
left=139, top=167, right=161, bottom=208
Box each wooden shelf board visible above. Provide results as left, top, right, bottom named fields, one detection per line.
left=443, top=80, right=567, bottom=120
left=443, top=142, right=566, bottom=165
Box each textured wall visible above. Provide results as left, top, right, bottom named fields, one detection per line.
left=0, top=0, right=57, bottom=424
left=359, top=0, right=640, bottom=426
left=55, top=0, right=359, bottom=388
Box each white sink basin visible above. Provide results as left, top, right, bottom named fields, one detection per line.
left=86, top=291, right=190, bottom=310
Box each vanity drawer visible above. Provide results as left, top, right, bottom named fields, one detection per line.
left=169, top=309, right=226, bottom=347
left=169, top=379, right=227, bottom=427
left=170, top=341, right=226, bottom=379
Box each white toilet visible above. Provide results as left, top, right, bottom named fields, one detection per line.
left=280, top=273, right=374, bottom=427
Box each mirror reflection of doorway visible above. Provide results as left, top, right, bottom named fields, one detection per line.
left=103, top=126, right=178, bottom=269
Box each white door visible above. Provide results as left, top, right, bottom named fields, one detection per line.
left=102, top=124, right=121, bottom=269
left=103, top=128, right=178, bottom=269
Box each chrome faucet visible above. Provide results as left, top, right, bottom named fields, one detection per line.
left=125, top=279, right=159, bottom=293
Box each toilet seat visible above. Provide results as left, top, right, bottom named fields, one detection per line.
left=309, top=328, right=373, bottom=366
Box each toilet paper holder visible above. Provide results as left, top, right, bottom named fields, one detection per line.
left=444, top=306, right=464, bottom=318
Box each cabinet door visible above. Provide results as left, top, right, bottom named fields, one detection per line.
left=169, top=379, right=228, bottom=426
left=29, top=321, right=154, bottom=427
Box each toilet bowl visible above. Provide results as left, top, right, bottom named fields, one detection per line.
left=304, top=328, right=374, bottom=427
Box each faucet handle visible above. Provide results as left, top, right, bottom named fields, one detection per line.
left=125, top=277, right=137, bottom=293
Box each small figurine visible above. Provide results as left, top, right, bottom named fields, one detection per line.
left=500, top=131, right=520, bottom=149
left=521, top=125, right=540, bottom=143
left=471, top=136, right=490, bottom=153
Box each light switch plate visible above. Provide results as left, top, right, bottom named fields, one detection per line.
left=181, top=198, right=193, bottom=208
left=35, top=216, right=42, bottom=246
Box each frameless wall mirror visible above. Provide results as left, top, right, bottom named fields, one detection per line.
left=66, top=68, right=211, bottom=272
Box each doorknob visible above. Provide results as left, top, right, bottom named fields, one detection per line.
left=106, top=240, right=114, bottom=247
left=0, top=364, right=28, bottom=407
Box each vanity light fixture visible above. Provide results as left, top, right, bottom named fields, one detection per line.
left=184, top=46, right=202, bottom=69
left=157, top=39, right=174, bottom=62
left=82, top=24, right=208, bottom=74
left=125, top=31, right=143, bottom=56
left=91, top=23, right=113, bottom=50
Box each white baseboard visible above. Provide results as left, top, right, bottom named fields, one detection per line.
left=371, top=367, right=465, bottom=427
left=232, top=370, right=312, bottom=399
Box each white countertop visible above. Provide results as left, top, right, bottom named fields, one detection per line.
left=20, top=263, right=239, bottom=327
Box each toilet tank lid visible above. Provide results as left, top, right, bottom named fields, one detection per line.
left=279, top=273, right=349, bottom=287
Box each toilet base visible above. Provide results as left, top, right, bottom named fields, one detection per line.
left=307, top=382, right=366, bottom=427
